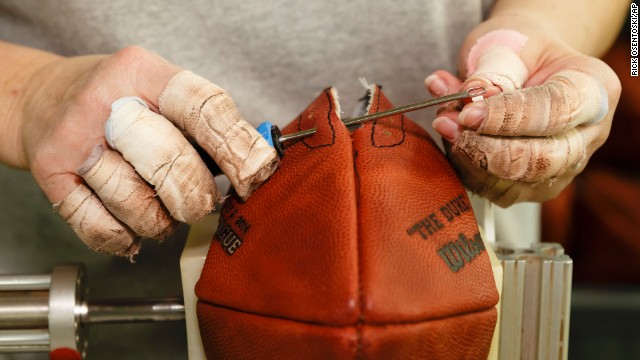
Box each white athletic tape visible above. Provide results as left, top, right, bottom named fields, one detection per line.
left=454, top=128, right=586, bottom=183
left=466, top=30, right=529, bottom=91
left=79, top=144, right=177, bottom=239
left=468, top=45, right=529, bottom=92
left=54, top=185, right=139, bottom=257
left=480, top=70, right=608, bottom=136
left=158, top=71, right=279, bottom=200
left=106, top=97, right=218, bottom=223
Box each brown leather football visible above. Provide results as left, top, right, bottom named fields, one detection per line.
left=196, top=86, right=499, bottom=359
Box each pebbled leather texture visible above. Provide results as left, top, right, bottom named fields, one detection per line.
left=196, top=87, right=498, bottom=359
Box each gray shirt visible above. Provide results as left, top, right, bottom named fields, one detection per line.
left=0, top=0, right=490, bottom=125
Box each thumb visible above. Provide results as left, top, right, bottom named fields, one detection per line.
left=463, top=29, right=530, bottom=93
left=457, top=29, right=531, bottom=129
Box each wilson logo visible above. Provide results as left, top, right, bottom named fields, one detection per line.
left=437, top=232, right=486, bottom=273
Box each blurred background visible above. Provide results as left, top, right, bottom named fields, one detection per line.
left=542, top=2, right=640, bottom=359
left=0, top=163, right=190, bottom=360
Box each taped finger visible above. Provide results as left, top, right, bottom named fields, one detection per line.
left=472, top=70, right=608, bottom=136
left=447, top=148, right=527, bottom=207
left=445, top=141, right=580, bottom=207
left=465, top=29, right=529, bottom=92
left=78, top=144, right=178, bottom=239
left=453, top=128, right=586, bottom=183
left=458, top=29, right=528, bottom=130
left=106, top=97, right=218, bottom=223
left=54, top=185, right=139, bottom=256
left=158, top=71, right=278, bottom=200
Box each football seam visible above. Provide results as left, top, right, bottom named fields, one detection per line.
left=300, top=89, right=336, bottom=149
left=197, top=298, right=497, bottom=329
left=370, top=86, right=406, bottom=148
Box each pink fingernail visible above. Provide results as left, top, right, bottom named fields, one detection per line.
left=425, top=75, right=447, bottom=97
left=433, top=117, right=460, bottom=142
left=458, top=102, right=486, bottom=127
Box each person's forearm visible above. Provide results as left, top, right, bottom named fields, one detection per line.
left=489, top=0, right=629, bottom=57
left=0, top=41, right=61, bottom=169
left=458, top=0, right=629, bottom=77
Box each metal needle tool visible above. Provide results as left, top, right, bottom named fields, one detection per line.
left=342, top=86, right=487, bottom=127
left=270, top=86, right=487, bottom=155
left=200, top=86, right=487, bottom=173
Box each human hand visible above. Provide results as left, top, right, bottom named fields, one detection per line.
left=425, top=24, right=621, bottom=207
left=13, top=46, right=278, bottom=257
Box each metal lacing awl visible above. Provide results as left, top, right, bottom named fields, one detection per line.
left=266, top=86, right=487, bottom=156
